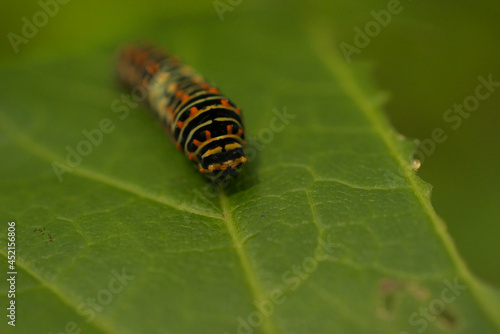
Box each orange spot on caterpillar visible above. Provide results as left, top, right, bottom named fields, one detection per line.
left=205, top=130, right=212, bottom=139
left=193, top=139, right=202, bottom=147
left=190, top=107, right=199, bottom=116
left=221, top=99, right=230, bottom=107
left=237, top=129, right=243, bottom=136
left=146, top=62, right=159, bottom=75
left=175, top=90, right=184, bottom=98
left=176, top=143, right=182, bottom=150
left=181, top=95, right=190, bottom=103
left=201, top=83, right=210, bottom=89
left=209, top=87, right=219, bottom=94
left=166, top=106, right=173, bottom=114
left=227, top=125, right=233, bottom=134
left=177, top=121, right=184, bottom=129
left=236, top=107, right=242, bottom=115
left=188, top=153, right=195, bottom=161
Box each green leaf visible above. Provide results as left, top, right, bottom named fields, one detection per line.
left=1, top=2, right=500, bottom=334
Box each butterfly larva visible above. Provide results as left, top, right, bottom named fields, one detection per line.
left=116, top=43, right=247, bottom=181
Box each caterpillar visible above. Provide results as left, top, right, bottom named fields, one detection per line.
left=116, top=43, right=247, bottom=181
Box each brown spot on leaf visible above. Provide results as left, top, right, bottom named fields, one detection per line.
left=436, top=307, right=460, bottom=330
left=377, top=279, right=402, bottom=319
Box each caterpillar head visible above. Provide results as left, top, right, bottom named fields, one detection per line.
left=199, top=145, right=247, bottom=181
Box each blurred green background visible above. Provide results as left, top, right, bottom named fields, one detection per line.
left=1, top=0, right=499, bottom=288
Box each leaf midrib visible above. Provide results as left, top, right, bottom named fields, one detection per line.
left=219, top=191, right=280, bottom=334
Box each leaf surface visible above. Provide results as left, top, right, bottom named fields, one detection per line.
left=1, top=2, right=499, bottom=334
